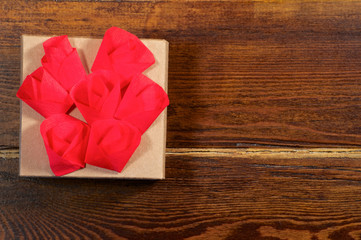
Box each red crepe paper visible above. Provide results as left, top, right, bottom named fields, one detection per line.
left=86, top=119, right=141, bottom=172
left=16, top=67, right=73, bottom=118
left=40, top=114, right=90, bottom=176
left=70, top=70, right=130, bottom=124
left=17, top=27, right=169, bottom=176
left=41, top=35, right=87, bottom=92
left=91, top=27, right=155, bottom=78
left=114, top=74, right=169, bottom=134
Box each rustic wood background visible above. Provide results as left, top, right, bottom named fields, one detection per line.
left=1, top=0, right=361, bottom=239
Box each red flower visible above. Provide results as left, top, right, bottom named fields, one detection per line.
left=114, top=74, right=169, bottom=134
left=40, top=114, right=90, bottom=176
left=91, top=27, right=155, bottom=78
left=85, top=119, right=141, bottom=172
left=41, top=35, right=87, bottom=92
left=16, top=67, right=73, bottom=118
left=70, top=70, right=130, bottom=124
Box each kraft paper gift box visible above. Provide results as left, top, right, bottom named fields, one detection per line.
left=19, top=35, right=168, bottom=179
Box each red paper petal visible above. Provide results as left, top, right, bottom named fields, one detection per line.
left=41, top=35, right=86, bottom=92
left=40, top=114, right=90, bottom=176
left=16, top=67, right=73, bottom=118
left=70, top=70, right=131, bottom=124
left=43, top=35, right=73, bottom=56
left=114, top=74, right=169, bottom=134
left=85, top=119, right=141, bottom=172
left=91, top=27, right=155, bottom=77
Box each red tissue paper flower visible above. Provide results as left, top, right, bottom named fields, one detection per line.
left=85, top=119, right=141, bottom=172
left=41, top=35, right=87, bottom=92
left=16, top=67, right=73, bottom=118
left=40, top=114, right=90, bottom=176
left=114, top=73, right=169, bottom=134
left=92, top=27, right=155, bottom=78
left=17, top=27, right=169, bottom=176
left=70, top=70, right=129, bottom=125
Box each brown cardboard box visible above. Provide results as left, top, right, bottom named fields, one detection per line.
left=19, top=35, right=168, bottom=179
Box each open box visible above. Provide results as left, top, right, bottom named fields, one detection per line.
left=19, top=35, right=168, bottom=179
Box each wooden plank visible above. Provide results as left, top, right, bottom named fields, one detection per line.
left=1, top=148, right=361, bottom=239
left=2, top=1, right=361, bottom=148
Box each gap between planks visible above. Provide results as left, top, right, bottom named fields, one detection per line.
left=167, top=148, right=361, bottom=159
left=1, top=148, right=361, bottom=160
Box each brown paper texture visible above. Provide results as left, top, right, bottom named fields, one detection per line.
left=19, top=35, right=168, bottom=179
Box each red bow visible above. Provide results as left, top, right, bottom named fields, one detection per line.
left=17, top=27, right=169, bottom=176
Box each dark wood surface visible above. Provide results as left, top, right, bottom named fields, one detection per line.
left=2, top=0, right=361, bottom=239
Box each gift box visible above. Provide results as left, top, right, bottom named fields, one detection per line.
left=19, top=34, right=168, bottom=179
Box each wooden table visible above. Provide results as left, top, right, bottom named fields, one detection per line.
left=1, top=1, right=361, bottom=239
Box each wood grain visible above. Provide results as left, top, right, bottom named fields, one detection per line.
left=1, top=1, right=361, bottom=147
left=2, top=1, right=361, bottom=239
left=2, top=148, right=361, bottom=239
